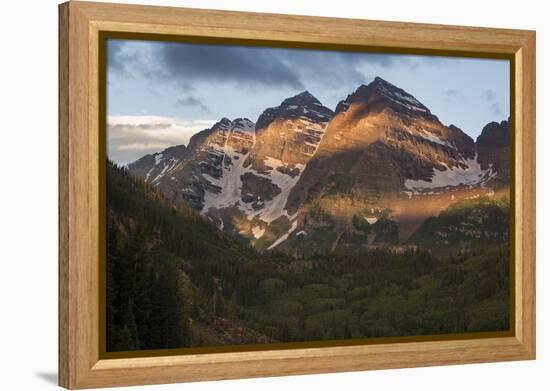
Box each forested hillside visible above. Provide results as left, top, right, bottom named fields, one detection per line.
left=408, top=195, right=510, bottom=256
left=107, top=161, right=276, bottom=350
left=107, top=161, right=510, bottom=351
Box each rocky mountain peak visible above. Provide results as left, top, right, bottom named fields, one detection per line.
left=216, top=117, right=233, bottom=129
left=335, top=77, right=431, bottom=115
left=280, top=90, right=320, bottom=107
left=256, top=91, right=334, bottom=131
left=372, top=75, right=393, bottom=86
left=476, top=119, right=510, bottom=148
left=476, top=119, right=510, bottom=181
left=232, top=117, right=255, bottom=132
left=368, top=77, right=431, bottom=113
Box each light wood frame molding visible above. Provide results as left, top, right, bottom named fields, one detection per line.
left=59, top=1, right=536, bottom=389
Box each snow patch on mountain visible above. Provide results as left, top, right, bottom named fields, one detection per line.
left=364, top=216, right=379, bottom=224
left=198, top=118, right=308, bottom=225
left=154, top=153, right=164, bottom=165
left=221, top=156, right=305, bottom=224
left=252, top=226, right=265, bottom=239
left=201, top=120, right=256, bottom=212
left=201, top=99, right=330, bottom=226
left=150, top=158, right=181, bottom=185
left=404, top=154, right=497, bottom=193
left=418, top=129, right=454, bottom=148
left=200, top=151, right=307, bottom=225
left=267, top=219, right=298, bottom=250
left=245, top=158, right=305, bottom=223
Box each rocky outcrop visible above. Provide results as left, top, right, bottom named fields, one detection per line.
left=127, top=144, right=187, bottom=186
left=476, top=119, right=510, bottom=183
left=248, top=91, right=334, bottom=169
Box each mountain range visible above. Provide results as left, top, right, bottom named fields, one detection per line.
left=127, top=77, right=509, bottom=256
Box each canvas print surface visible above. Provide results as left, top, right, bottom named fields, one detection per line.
left=105, top=38, right=511, bottom=352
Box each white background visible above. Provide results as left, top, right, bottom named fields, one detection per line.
left=0, top=0, right=547, bottom=389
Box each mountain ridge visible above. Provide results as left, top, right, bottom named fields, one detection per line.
left=126, top=77, right=509, bottom=256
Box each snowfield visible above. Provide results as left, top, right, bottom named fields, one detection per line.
left=404, top=154, right=497, bottom=193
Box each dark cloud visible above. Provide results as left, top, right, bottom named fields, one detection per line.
left=107, top=41, right=138, bottom=77
left=270, top=50, right=392, bottom=88
left=158, top=43, right=304, bottom=89
left=156, top=42, right=410, bottom=90
left=107, top=39, right=409, bottom=91
left=176, top=96, right=210, bottom=113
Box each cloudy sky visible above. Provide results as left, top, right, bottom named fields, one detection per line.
left=107, top=39, right=510, bottom=165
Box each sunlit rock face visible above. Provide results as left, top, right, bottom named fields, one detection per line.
left=282, top=78, right=506, bottom=255
left=128, top=78, right=509, bottom=256
left=288, top=77, right=480, bottom=208
left=247, top=90, right=334, bottom=169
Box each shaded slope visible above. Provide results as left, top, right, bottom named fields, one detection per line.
left=106, top=161, right=275, bottom=351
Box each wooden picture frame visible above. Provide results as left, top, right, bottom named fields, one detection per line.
left=59, top=1, right=536, bottom=389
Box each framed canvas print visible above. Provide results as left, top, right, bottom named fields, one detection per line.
left=59, top=1, right=536, bottom=389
